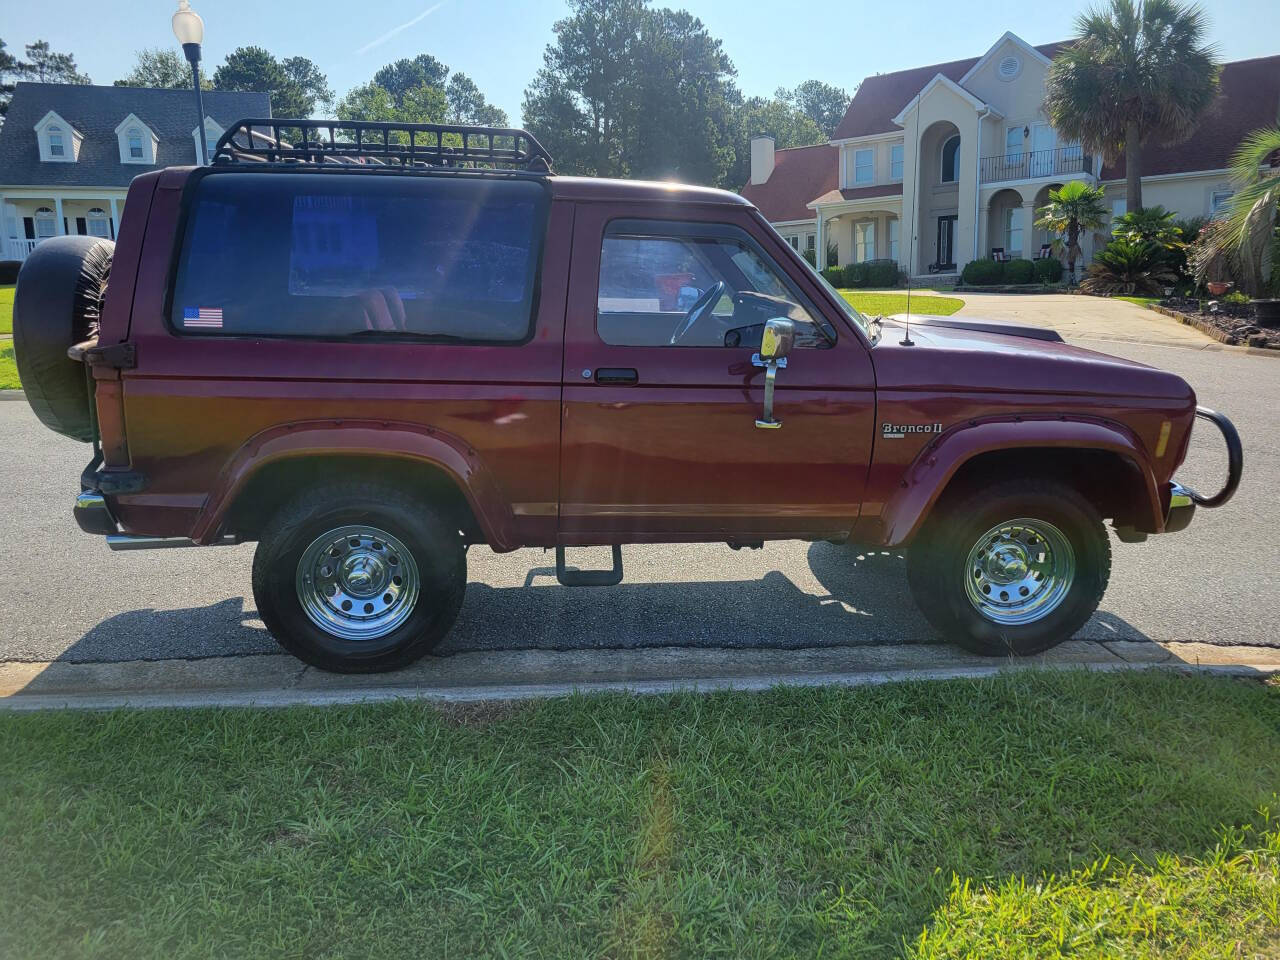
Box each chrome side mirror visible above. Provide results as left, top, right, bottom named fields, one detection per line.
left=759, top=317, right=794, bottom=360
left=753, top=318, right=794, bottom=430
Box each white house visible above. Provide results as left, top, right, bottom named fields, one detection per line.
left=741, top=33, right=1280, bottom=280
left=0, top=82, right=270, bottom=261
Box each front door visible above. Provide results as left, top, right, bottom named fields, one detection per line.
left=558, top=204, right=877, bottom=543
left=1031, top=123, right=1056, bottom=177
left=936, top=215, right=957, bottom=268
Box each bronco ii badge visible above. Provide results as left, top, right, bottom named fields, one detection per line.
left=882, top=421, right=943, bottom=439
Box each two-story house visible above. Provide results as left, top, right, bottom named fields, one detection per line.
left=0, top=82, right=270, bottom=262
left=743, top=32, right=1280, bottom=281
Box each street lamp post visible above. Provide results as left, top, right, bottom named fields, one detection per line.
left=171, top=0, right=208, bottom=164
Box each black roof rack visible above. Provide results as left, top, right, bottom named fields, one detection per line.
left=212, top=118, right=554, bottom=173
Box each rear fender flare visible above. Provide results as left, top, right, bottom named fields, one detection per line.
left=192, top=419, right=518, bottom=550
left=879, top=416, right=1161, bottom=546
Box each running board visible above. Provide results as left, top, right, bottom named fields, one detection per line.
left=555, top=545, right=623, bottom=586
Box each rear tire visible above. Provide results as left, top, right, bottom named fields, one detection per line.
left=906, top=479, right=1111, bottom=656
left=252, top=482, right=466, bottom=673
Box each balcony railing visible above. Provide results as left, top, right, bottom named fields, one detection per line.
left=979, top=146, right=1092, bottom=184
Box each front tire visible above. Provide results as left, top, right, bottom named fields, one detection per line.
left=252, top=482, right=466, bottom=673
left=906, top=479, right=1111, bottom=656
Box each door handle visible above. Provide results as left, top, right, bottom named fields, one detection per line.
left=594, top=367, right=638, bottom=385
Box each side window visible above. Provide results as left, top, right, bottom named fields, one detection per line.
left=596, top=222, right=832, bottom=349
left=170, top=172, right=547, bottom=341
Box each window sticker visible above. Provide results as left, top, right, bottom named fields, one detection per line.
left=183, top=306, right=223, bottom=329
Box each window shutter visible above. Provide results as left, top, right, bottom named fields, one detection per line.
left=76, top=217, right=87, bottom=235
left=23, top=218, right=34, bottom=240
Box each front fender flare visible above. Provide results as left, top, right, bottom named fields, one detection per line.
left=191, top=419, right=519, bottom=550
left=877, top=416, right=1162, bottom=546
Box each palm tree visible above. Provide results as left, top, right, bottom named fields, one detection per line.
left=1192, top=126, right=1280, bottom=297
left=1044, top=0, right=1219, bottom=211
left=1035, top=181, right=1109, bottom=284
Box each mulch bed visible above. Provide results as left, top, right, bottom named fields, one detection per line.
left=1150, top=301, right=1280, bottom=350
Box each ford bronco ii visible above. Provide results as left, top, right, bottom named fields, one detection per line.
left=13, top=120, right=1243, bottom=672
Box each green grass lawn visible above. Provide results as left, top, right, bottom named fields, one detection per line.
left=1114, top=296, right=1160, bottom=308
left=840, top=290, right=965, bottom=317
left=0, top=283, right=13, bottom=334
left=1, top=671, right=1277, bottom=959
left=0, top=341, right=19, bottom=390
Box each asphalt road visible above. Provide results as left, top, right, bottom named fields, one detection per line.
left=1, top=337, right=1275, bottom=664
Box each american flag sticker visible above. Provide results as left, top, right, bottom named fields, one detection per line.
left=183, top=306, right=223, bottom=329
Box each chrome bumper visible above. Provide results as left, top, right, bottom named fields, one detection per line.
left=1165, top=406, right=1243, bottom=533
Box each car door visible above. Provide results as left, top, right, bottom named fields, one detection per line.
left=559, top=203, right=877, bottom=544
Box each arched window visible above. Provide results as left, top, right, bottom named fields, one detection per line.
left=35, top=206, right=57, bottom=238
left=940, top=135, right=961, bottom=183
left=127, top=129, right=144, bottom=159
left=47, top=125, right=65, bottom=157
left=87, top=207, right=110, bottom=238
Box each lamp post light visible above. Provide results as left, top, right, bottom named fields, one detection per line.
left=172, top=0, right=208, bottom=164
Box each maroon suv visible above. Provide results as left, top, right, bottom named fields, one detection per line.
left=13, top=119, right=1242, bottom=672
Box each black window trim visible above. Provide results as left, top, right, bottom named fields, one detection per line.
left=598, top=217, right=837, bottom=347
left=163, top=164, right=553, bottom=347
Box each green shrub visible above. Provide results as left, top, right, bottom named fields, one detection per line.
left=1081, top=239, right=1179, bottom=296
left=1033, top=257, right=1064, bottom=283
left=1004, top=259, right=1035, bottom=284
left=0, top=261, right=19, bottom=285
left=961, top=258, right=1004, bottom=285
left=802, top=248, right=817, bottom=267
left=1222, top=290, right=1250, bottom=306
left=821, top=266, right=843, bottom=287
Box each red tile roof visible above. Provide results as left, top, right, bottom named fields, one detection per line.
left=810, top=183, right=905, bottom=205
left=832, top=43, right=1066, bottom=140
left=738, top=143, right=837, bottom=222
left=1099, top=55, right=1280, bottom=180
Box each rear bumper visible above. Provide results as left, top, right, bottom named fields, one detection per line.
left=74, top=491, right=119, bottom=536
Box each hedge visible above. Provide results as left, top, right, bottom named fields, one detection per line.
left=960, top=256, right=1062, bottom=286
left=841, top=259, right=900, bottom=289
left=0, top=261, right=19, bottom=285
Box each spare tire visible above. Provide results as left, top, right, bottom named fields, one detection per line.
left=13, top=236, right=114, bottom=442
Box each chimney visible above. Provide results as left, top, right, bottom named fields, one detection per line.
left=750, top=134, right=775, bottom=185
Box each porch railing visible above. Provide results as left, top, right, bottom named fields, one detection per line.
left=979, top=146, right=1092, bottom=184
left=5, top=238, right=40, bottom=261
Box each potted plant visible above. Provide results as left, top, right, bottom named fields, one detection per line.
left=1206, top=280, right=1233, bottom=296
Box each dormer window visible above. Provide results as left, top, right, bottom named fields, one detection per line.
left=193, top=117, right=225, bottom=165
left=115, top=114, right=158, bottom=164
left=34, top=111, right=82, bottom=162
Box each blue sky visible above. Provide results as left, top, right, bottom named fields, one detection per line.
left=6, top=0, right=1278, bottom=124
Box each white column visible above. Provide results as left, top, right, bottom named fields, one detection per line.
left=109, top=196, right=120, bottom=239
left=814, top=212, right=825, bottom=270
left=54, top=196, right=66, bottom=235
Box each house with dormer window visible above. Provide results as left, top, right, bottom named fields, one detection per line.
left=742, top=33, right=1280, bottom=282
left=0, top=82, right=270, bottom=261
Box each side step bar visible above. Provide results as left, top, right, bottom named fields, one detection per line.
left=556, top=545, right=623, bottom=586
left=106, top=534, right=239, bottom=551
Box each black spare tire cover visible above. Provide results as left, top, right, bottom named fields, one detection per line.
left=13, top=235, right=114, bottom=442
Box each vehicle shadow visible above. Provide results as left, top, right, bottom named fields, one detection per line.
left=43, top=540, right=1158, bottom=664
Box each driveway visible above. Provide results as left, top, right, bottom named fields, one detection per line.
left=953, top=291, right=1226, bottom=350
left=0, top=297, right=1275, bottom=668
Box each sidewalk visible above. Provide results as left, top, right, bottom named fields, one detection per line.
left=3, top=640, right=1276, bottom=711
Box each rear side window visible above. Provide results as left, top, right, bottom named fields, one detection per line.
left=170, top=172, right=548, bottom=342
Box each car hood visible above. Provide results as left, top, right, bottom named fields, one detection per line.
left=872, top=314, right=1194, bottom=401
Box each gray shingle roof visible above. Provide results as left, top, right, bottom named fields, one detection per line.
left=0, top=82, right=270, bottom=188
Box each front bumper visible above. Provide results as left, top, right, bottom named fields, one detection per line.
left=1165, top=405, right=1243, bottom=531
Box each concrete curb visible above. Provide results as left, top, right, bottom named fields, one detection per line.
left=0, top=389, right=25, bottom=401
left=2, top=641, right=1276, bottom=712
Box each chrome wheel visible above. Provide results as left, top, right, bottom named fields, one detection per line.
left=295, top=525, right=420, bottom=641
left=962, top=518, right=1075, bottom=626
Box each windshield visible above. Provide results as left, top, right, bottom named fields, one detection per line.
left=799, top=256, right=879, bottom=341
